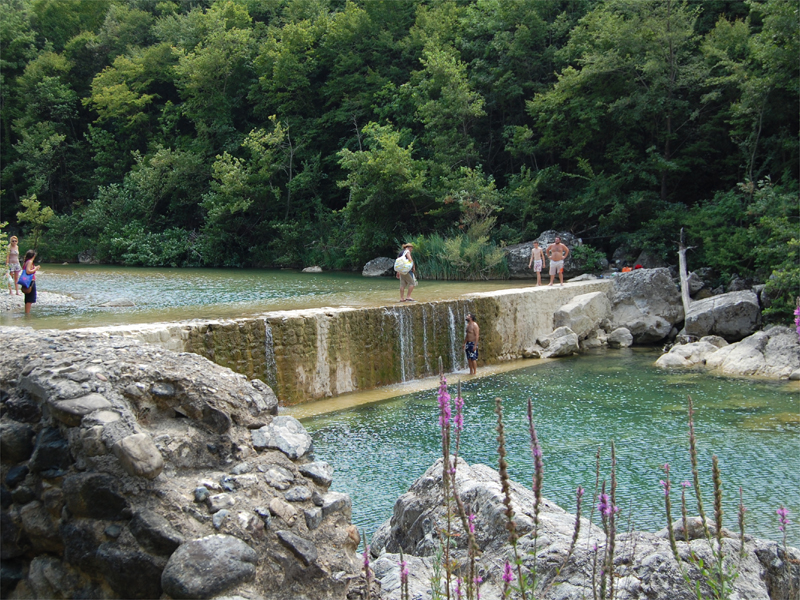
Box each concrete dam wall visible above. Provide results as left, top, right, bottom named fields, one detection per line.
left=85, top=281, right=612, bottom=404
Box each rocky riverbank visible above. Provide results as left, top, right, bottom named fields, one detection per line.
left=371, top=459, right=800, bottom=600
left=0, top=291, right=75, bottom=312
left=0, top=328, right=365, bottom=599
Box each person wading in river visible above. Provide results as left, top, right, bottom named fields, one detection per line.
left=546, top=236, right=570, bottom=286
left=463, top=313, right=480, bottom=375
left=395, top=243, right=417, bottom=302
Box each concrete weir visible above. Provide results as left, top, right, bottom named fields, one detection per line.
left=84, top=280, right=612, bottom=404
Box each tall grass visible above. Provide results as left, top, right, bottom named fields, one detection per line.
left=406, top=230, right=508, bottom=281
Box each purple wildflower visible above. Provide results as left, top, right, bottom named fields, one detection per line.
left=400, top=559, right=408, bottom=581
left=660, top=479, right=669, bottom=497
left=597, top=493, right=619, bottom=516
left=469, top=512, right=476, bottom=534
left=681, top=480, right=691, bottom=488
left=455, top=577, right=463, bottom=600
left=454, top=393, right=464, bottom=431
left=777, top=506, right=791, bottom=532
left=502, top=561, right=515, bottom=583
left=577, top=486, right=585, bottom=498
left=438, top=377, right=451, bottom=428
left=363, top=545, right=370, bottom=570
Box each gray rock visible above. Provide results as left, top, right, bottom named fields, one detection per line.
left=3, top=395, right=41, bottom=423
left=212, top=509, right=229, bottom=529
left=150, top=381, right=175, bottom=397
left=553, top=292, right=611, bottom=339
left=609, top=268, right=684, bottom=343
left=112, top=432, right=164, bottom=479
left=230, top=462, right=252, bottom=475
left=208, top=493, right=236, bottom=514
left=194, top=486, right=210, bottom=503
left=49, top=393, right=112, bottom=427
left=285, top=486, right=312, bottom=502
left=299, top=461, right=334, bottom=488
left=5, top=465, right=29, bottom=488
left=302, top=266, right=323, bottom=273
left=304, top=507, right=323, bottom=530
left=161, top=535, right=257, bottom=599
left=684, top=290, right=761, bottom=341
left=130, top=510, right=184, bottom=555
left=251, top=416, right=313, bottom=460
left=704, top=327, right=800, bottom=378
left=63, top=473, right=130, bottom=520
left=96, top=541, right=166, bottom=599
left=263, top=465, right=294, bottom=490
left=321, top=491, right=352, bottom=520
left=11, top=486, right=35, bottom=505
left=539, top=327, right=579, bottom=358
left=20, top=500, right=62, bottom=552
left=28, top=427, right=72, bottom=473
left=277, top=530, right=318, bottom=566
left=362, top=257, right=396, bottom=277
left=606, top=327, right=633, bottom=348
left=0, top=421, right=34, bottom=464
left=77, top=250, right=99, bottom=264
left=60, top=519, right=102, bottom=572
left=99, top=298, right=136, bottom=307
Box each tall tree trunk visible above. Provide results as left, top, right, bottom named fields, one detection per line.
left=678, top=227, right=692, bottom=318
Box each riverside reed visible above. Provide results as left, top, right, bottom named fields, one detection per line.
left=361, top=371, right=795, bottom=599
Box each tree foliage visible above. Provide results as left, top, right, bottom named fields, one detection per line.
left=0, top=0, right=796, bottom=314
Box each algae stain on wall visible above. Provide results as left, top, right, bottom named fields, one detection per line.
left=89, top=281, right=613, bottom=405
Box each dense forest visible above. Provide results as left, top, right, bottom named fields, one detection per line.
left=0, top=0, right=797, bottom=313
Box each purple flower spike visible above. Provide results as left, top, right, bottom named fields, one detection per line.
left=777, top=506, right=791, bottom=532
left=681, top=480, right=691, bottom=488
left=598, top=493, right=618, bottom=516
left=469, top=512, right=476, bottom=534
left=454, top=394, right=464, bottom=431
left=660, top=479, right=670, bottom=497
left=577, top=486, right=585, bottom=498
left=502, top=561, right=514, bottom=583
left=438, top=377, right=452, bottom=428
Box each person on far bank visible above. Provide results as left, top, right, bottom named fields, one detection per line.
left=6, top=236, right=21, bottom=295
left=396, top=243, right=417, bottom=302
left=21, top=249, right=40, bottom=314
left=546, top=236, right=570, bottom=286
left=464, top=313, right=480, bottom=375
left=527, top=240, right=546, bottom=286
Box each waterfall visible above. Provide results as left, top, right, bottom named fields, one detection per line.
left=448, top=306, right=463, bottom=373
left=263, top=320, right=278, bottom=389
left=421, top=305, right=431, bottom=374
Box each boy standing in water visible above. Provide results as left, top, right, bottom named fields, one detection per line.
left=527, top=240, right=546, bottom=286
left=463, top=313, right=480, bottom=375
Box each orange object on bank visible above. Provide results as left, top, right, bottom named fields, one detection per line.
left=621, top=266, right=632, bottom=272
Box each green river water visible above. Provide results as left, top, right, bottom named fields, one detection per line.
left=301, top=349, right=799, bottom=547
left=1, top=265, right=532, bottom=329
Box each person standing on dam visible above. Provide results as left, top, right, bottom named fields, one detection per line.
left=546, top=236, right=570, bottom=286
left=464, top=312, right=480, bottom=375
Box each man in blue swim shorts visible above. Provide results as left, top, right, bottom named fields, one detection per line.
left=463, top=313, right=480, bottom=375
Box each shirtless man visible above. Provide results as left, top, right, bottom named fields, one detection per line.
left=463, top=313, right=480, bottom=375
left=546, top=236, right=570, bottom=286
left=527, top=240, right=546, bottom=286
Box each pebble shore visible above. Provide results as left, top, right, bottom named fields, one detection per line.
left=0, top=289, right=75, bottom=312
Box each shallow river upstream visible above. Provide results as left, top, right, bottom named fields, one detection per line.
left=299, top=349, right=799, bottom=547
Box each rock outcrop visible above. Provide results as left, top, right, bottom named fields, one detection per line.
left=608, top=268, right=684, bottom=344
left=0, top=328, right=363, bottom=600
left=657, top=327, right=800, bottom=379
left=371, top=459, right=800, bottom=600
left=553, top=291, right=611, bottom=339
left=684, top=290, right=761, bottom=341
left=362, top=258, right=396, bottom=277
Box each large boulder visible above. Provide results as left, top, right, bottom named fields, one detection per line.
left=684, top=290, right=761, bottom=341
left=704, top=326, right=800, bottom=378
left=504, top=231, right=584, bottom=279
left=362, top=257, right=396, bottom=277
left=608, top=268, right=684, bottom=344
left=0, top=329, right=362, bottom=600
left=553, top=291, right=611, bottom=339
left=371, top=459, right=800, bottom=600
left=537, top=326, right=579, bottom=358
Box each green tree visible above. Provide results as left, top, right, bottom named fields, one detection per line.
left=16, top=194, right=55, bottom=250
left=338, top=122, right=429, bottom=262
